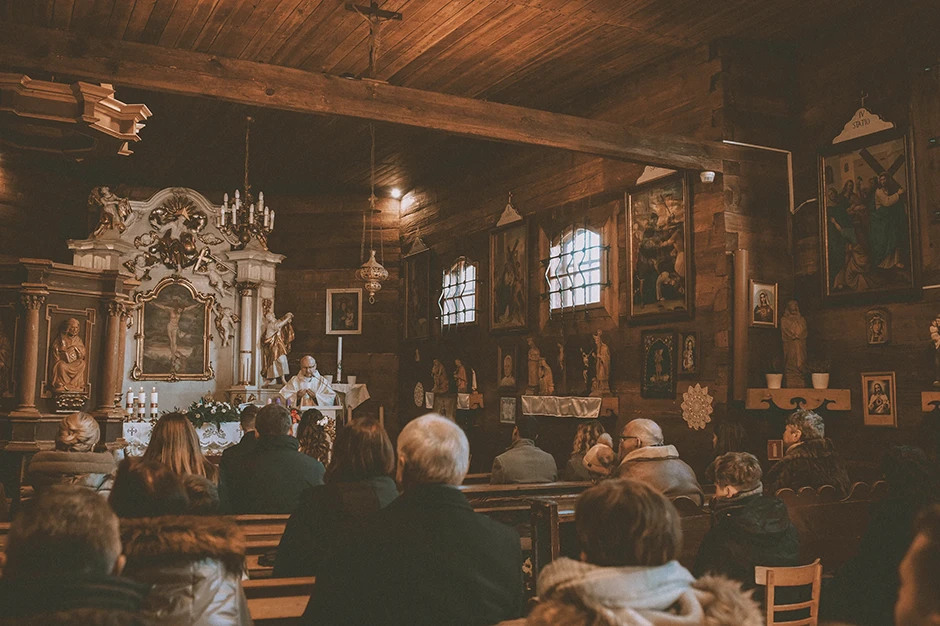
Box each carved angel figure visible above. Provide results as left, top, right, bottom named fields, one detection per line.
left=194, top=250, right=233, bottom=298
left=214, top=304, right=238, bottom=349
left=89, top=186, right=132, bottom=237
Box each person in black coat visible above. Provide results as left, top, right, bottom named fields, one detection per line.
left=304, top=413, right=523, bottom=626
left=695, top=452, right=800, bottom=594
left=822, top=446, right=940, bottom=626
left=764, top=409, right=851, bottom=498
left=220, top=404, right=324, bottom=514
left=274, top=417, right=399, bottom=578
left=218, top=404, right=259, bottom=477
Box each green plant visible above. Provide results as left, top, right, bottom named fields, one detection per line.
left=173, top=397, right=240, bottom=429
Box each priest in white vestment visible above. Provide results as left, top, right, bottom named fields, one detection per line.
left=279, top=355, right=337, bottom=408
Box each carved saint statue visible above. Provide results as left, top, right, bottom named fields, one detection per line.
left=89, top=186, right=132, bottom=237
left=260, top=299, right=294, bottom=385
left=591, top=330, right=611, bottom=396
left=538, top=357, right=554, bottom=396
left=931, top=314, right=940, bottom=388
left=526, top=337, right=541, bottom=395
left=454, top=359, right=469, bottom=394
left=49, top=318, right=86, bottom=393
left=280, top=355, right=336, bottom=408
left=214, top=304, right=238, bottom=349
left=431, top=359, right=449, bottom=394
left=781, top=300, right=808, bottom=388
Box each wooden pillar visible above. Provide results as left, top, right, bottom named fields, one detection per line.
left=732, top=249, right=749, bottom=402
left=95, top=300, right=124, bottom=416
left=11, top=292, right=46, bottom=417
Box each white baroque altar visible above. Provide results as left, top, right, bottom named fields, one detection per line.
left=123, top=420, right=243, bottom=457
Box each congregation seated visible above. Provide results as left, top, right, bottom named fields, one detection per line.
left=26, top=412, right=116, bottom=497
left=823, top=445, right=940, bottom=626
left=109, top=458, right=252, bottom=625
left=693, top=452, right=799, bottom=595
left=218, top=404, right=259, bottom=477
left=491, top=414, right=558, bottom=484
left=297, top=408, right=332, bottom=466
left=764, top=409, right=851, bottom=498
left=519, top=479, right=761, bottom=626
left=306, top=413, right=523, bottom=625
left=582, top=436, right=617, bottom=483
left=614, top=418, right=704, bottom=505
left=221, top=404, right=325, bottom=514
left=562, top=420, right=606, bottom=482
left=0, top=484, right=149, bottom=624
left=274, top=417, right=399, bottom=578
left=143, top=411, right=219, bottom=484
left=896, top=503, right=940, bottom=626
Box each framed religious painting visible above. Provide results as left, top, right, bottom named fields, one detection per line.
left=861, top=371, right=898, bottom=427
left=490, top=221, right=528, bottom=332
left=404, top=247, right=430, bottom=339
left=497, top=343, right=518, bottom=390
left=677, top=331, right=698, bottom=378
left=326, top=288, right=363, bottom=335
left=500, top=396, right=518, bottom=424
left=627, top=174, right=693, bottom=323
left=866, top=308, right=891, bottom=345
left=819, top=129, right=918, bottom=302
left=640, top=329, right=677, bottom=399
left=750, top=280, right=778, bottom=328
left=133, top=277, right=215, bottom=381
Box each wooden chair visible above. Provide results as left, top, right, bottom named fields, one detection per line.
left=754, top=559, right=822, bottom=626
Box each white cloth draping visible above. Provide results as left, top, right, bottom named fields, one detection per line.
left=123, top=421, right=242, bottom=457
left=521, top=395, right=603, bottom=418
left=332, top=383, right=370, bottom=410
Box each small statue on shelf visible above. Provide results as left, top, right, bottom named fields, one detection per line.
left=931, top=313, right=940, bottom=388
left=526, top=337, right=541, bottom=395
left=49, top=318, right=86, bottom=394
left=89, top=186, right=133, bottom=238
left=781, top=300, right=807, bottom=388
left=453, top=359, right=469, bottom=393
left=538, top=357, right=555, bottom=396
left=590, top=330, right=611, bottom=396
left=431, top=359, right=449, bottom=394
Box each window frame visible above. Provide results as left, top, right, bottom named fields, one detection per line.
left=438, top=255, right=480, bottom=330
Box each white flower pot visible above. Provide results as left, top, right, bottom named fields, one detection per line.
left=766, top=374, right=783, bottom=389
left=811, top=373, right=830, bottom=390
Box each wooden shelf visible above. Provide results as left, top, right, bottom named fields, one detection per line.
left=922, top=392, right=940, bottom=412
left=746, top=388, right=851, bottom=412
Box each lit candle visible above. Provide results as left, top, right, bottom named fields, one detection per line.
left=264, top=207, right=270, bottom=228
left=232, top=204, right=237, bottom=226
left=126, top=387, right=134, bottom=414
left=151, top=387, right=158, bottom=414
left=249, top=203, right=255, bottom=224
left=269, top=210, right=275, bottom=230
left=258, top=191, right=264, bottom=212
left=220, top=200, right=226, bottom=227
left=138, top=386, right=146, bottom=418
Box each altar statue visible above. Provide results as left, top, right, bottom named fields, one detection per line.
left=591, top=330, right=611, bottom=396
left=261, top=298, right=294, bottom=385
left=526, top=337, right=540, bottom=395
left=49, top=318, right=86, bottom=393
left=214, top=304, right=238, bottom=348
left=431, top=359, right=449, bottom=394
left=280, top=356, right=336, bottom=408
left=781, top=300, right=808, bottom=388
left=453, top=359, right=469, bottom=393
left=538, top=357, right=554, bottom=396
left=931, top=313, right=940, bottom=388
left=89, top=186, right=132, bottom=237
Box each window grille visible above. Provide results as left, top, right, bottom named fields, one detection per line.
left=439, top=256, right=479, bottom=329
left=542, top=225, right=609, bottom=313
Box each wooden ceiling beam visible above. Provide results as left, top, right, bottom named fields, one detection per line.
left=0, top=23, right=742, bottom=171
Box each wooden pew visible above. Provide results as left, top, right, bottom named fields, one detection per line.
left=462, top=472, right=492, bottom=484
left=244, top=576, right=315, bottom=625
left=235, top=514, right=289, bottom=579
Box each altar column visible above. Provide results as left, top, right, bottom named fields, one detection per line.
left=95, top=300, right=125, bottom=416
left=11, top=291, right=46, bottom=418
left=237, top=282, right=257, bottom=385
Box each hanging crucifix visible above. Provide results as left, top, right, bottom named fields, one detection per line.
left=345, top=1, right=402, bottom=78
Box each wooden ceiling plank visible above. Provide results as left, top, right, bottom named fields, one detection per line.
left=255, top=0, right=333, bottom=65
left=105, top=0, right=136, bottom=38
left=0, top=24, right=742, bottom=171
left=191, top=0, right=241, bottom=51
left=287, top=3, right=378, bottom=71
left=374, top=0, right=491, bottom=80
left=389, top=0, right=509, bottom=87
left=206, top=0, right=266, bottom=55
left=156, top=0, right=197, bottom=45
left=123, top=0, right=161, bottom=41
left=52, top=0, right=75, bottom=29
left=34, top=0, right=56, bottom=26
left=86, top=0, right=118, bottom=36
left=236, top=0, right=310, bottom=61
left=268, top=0, right=348, bottom=66
left=174, top=0, right=222, bottom=49
left=138, top=0, right=182, bottom=44
left=68, top=0, right=98, bottom=32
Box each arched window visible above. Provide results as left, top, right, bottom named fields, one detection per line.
left=545, top=227, right=604, bottom=311
left=439, top=256, right=479, bottom=328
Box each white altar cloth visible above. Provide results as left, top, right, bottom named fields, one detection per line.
left=520, top=395, right=603, bottom=418
left=332, top=383, right=370, bottom=410
left=123, top=421, right=243, bottom=457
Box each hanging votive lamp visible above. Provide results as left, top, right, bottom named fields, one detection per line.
left=357, top=249, right=388, bottom=304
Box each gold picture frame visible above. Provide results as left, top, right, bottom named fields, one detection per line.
left=749, top=280, right=778, bottom=328
left=326, top=288, right=363, bottom=335
left=861, top=371, right=898, bottom=427
left=133, top=277, right=215, bottom=381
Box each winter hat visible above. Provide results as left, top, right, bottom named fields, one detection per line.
left=583, top=443, right=616, bottom=477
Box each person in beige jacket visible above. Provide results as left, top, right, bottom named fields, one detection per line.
left=613, top=418, right=704, bottom=505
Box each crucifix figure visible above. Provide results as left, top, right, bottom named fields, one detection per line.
left=345, top=1, right=402, bottom=79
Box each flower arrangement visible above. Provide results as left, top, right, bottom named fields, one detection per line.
left=178, top=396, right=241, bottom=429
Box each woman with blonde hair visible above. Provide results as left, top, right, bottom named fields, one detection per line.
left=27, top=412, right=117, bottom=496
left=143, top=412, right=218, bottom=484
left=563, top=420, right=607, bottom=481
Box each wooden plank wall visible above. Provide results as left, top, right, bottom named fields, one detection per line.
left=398, top=45, right=738, bottom=475
left=0, top=150, right=88, bottom=262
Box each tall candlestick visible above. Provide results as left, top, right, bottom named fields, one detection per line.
left=151, top=386, right=158, bottom=415
left=138, top=386, right=146, bottom=419
left=126, top=387, right=134, bottom=416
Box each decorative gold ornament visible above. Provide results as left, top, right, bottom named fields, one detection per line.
left=680, top=383, right=714, bottom=430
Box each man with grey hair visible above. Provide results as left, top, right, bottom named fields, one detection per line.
left=0, top=484, right=149, bottom=623
left=305, top=413, right=523, bottom=625
left=613, top=418, right=704, bottom=505
left=765, top=409, right=850, bottom=497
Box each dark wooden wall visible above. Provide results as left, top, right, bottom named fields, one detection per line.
left=0, top=150, right=87, bottom=262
